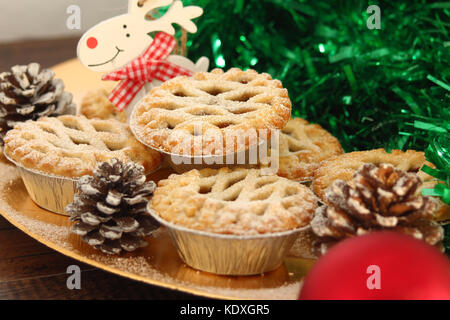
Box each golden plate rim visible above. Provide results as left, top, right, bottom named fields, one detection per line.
left=0, top=152, right=314, bottom=300
left=0, top=59, right=315, bottom=300
left=0, top=200, right=231, bottom=299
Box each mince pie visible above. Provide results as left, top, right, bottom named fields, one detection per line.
left=312, top=149, right=449, bottom=222
left=130, top=68, right=291, bottom=156
left=80, top=89, right=127, bottom=123
left=150, top=167, right=318, bottom=235
left=3, top=115, right=161, bottom=177
left=274, top=118, right=343, bottom=181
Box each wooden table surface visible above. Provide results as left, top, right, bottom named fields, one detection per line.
left=0, top=37, right=201, bottom=300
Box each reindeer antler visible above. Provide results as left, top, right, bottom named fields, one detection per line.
left=145, top=0, right=203, bottom=34
left=135, top=0, right=173, bottom=12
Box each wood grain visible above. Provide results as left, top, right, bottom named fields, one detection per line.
left=0, top=216, right=14, bottom=230
left=0, top=214, right=201, bottom=299
left=0, top=269, right=202, bottom=300
left=0, top=228, right=54, bottom=259
left=0, top=37, right=79, bottom=71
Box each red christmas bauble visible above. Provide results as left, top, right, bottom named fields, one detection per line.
left=299, top=231, right=450, bottom=300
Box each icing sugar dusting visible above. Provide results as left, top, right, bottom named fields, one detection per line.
left=0, top=159, right=304, bottom=299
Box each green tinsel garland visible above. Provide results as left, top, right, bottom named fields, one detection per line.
left=181, top=0, right=449, bottom=250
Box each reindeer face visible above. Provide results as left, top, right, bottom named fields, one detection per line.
left=78, top=14, right=151, bottom=72
left=77, top=0, right=203, bottom=73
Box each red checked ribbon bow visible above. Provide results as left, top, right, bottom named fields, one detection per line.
left=102, top=32, right=193, bottom=111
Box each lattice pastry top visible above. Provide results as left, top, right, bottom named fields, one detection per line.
left=80, top=89, right=127, bottom=123
left=130, top=68, right=291, bottom=156
left=273, top=118, right=343, bottom=181
left=312, top=149, right=449, bottom=222
left=150, top=167, right=318, bottom=235
left=3, top=115, right=161, bottom=177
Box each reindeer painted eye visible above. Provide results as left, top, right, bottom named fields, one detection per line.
left=86, top=37, right=98, bottom=49
left=123, top=25, right=127, bottom=29
left=126, top=34, right=130, bottom=37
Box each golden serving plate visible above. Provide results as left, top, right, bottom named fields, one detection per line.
left=0, top=59, right=315, bottom=299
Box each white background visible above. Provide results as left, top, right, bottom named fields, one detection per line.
left=0, top=0, right=127, bottom=43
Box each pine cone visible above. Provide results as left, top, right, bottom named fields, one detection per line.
left=66, top=159, right=160, bottom=255
left=311, top=163, right=444, bottom=255
left=0, top=63, right=76, bottom=144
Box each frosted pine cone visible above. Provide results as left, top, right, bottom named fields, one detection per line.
left=311, top=163, right=443, bottom=255
left=0, top=63, right=76, bottom=144
left=66, top=159, right=159, bottom=255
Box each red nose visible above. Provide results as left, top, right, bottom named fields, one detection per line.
left=87, top=37, right=98, bottom=49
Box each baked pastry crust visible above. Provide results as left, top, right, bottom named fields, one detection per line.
left=130, top=68, right=291, bottom=156
left=150, top=167, right=318, bottom=235
left=80, top=89, right=127, bottom=123
left=3, top=115, right=161, bottom=177
left=312, top=148, right=449, bottom=222
left=276, top=118, right=343, bottom=181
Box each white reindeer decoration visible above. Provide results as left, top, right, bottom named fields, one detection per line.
left=77, top=0, right=209, bottom=115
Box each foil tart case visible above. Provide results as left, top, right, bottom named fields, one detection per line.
left=148, top=204, right=309, bottom=275
left=3, top=152, right=77, bottom=216
left=4, top=151, right=161, bottom=216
